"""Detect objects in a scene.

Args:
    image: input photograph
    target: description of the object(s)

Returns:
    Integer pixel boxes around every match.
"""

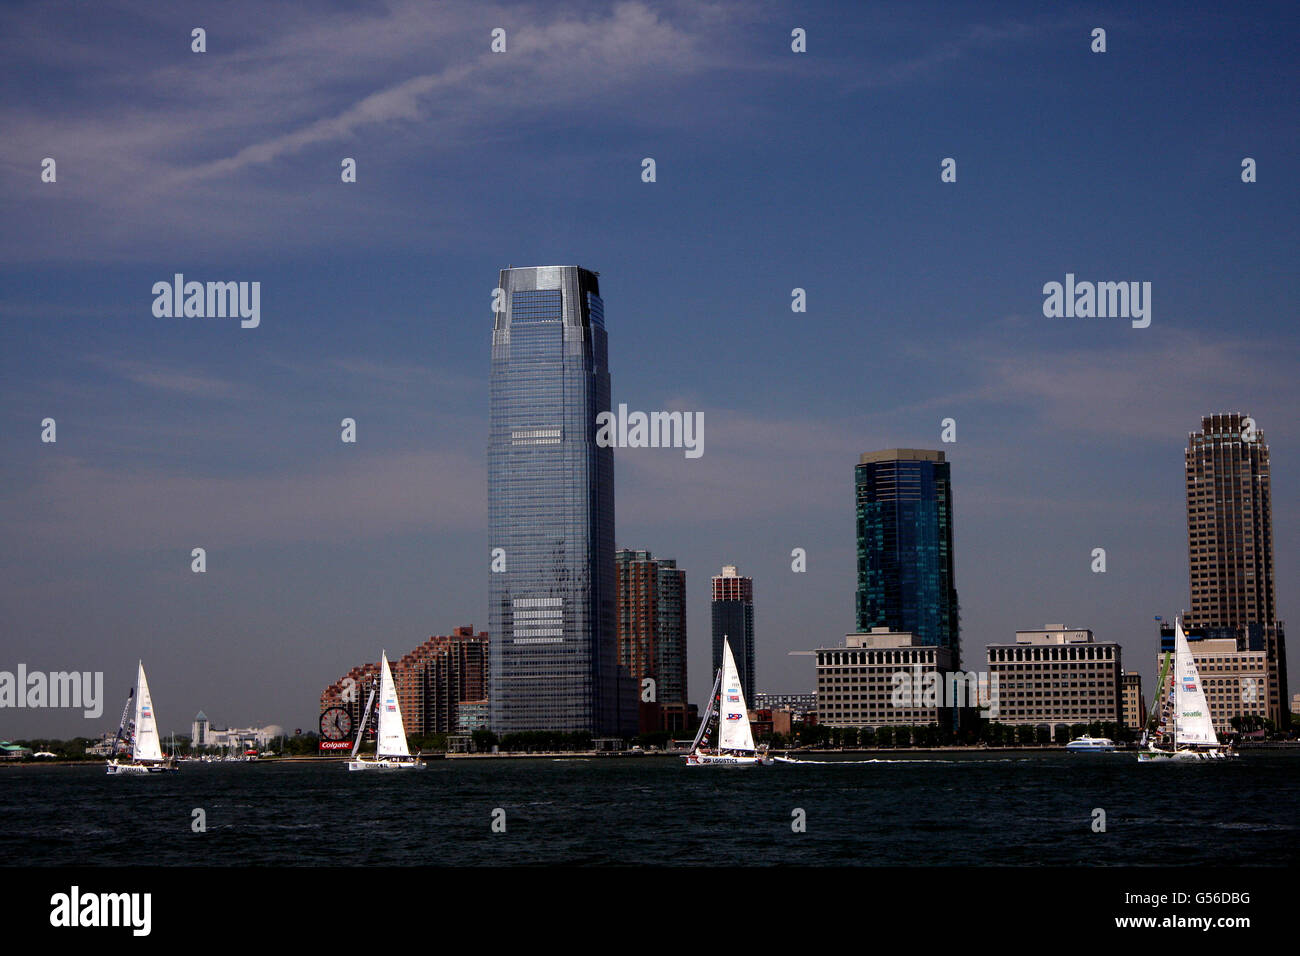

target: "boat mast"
[690,667,722,752]
[1170,616,1181,750]
[112,687,134,757]
[351,681,377,758]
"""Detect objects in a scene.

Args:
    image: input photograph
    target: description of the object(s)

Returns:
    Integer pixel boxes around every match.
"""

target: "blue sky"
[1,0,1297,737]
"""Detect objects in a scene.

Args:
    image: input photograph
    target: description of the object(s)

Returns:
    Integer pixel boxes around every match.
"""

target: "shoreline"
[4,740,1293,767]
[0,745,1114,767]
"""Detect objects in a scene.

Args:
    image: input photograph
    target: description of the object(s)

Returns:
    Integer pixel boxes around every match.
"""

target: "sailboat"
[1137,618,1237,762]
[106,661,179,774]
[685,637,772,767]
[346,652,425,771]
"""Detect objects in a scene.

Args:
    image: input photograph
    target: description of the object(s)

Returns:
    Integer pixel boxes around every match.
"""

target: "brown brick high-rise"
[615,550,689,733]
[320,626,489,740]
[1184,413,1287,725]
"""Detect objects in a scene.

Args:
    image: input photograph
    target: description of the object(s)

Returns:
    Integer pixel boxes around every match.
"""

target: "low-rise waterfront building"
[456,699,489,733]
[815,628,957,729]
[754,692,816,720]
[985,626,1123,734]
[1121,672,1146,732]
[1154,629,1268,736]
[190,713,284,751]
[84,732,119,756]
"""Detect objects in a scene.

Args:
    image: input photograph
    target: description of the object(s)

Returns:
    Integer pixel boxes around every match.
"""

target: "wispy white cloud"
[958,326,1297,442]
[0,0,1068,260]
[83,356,248,399]
[849,20,1040,90]
[8,450,484,553]
[0,0,734,258]
[615,324,1299,528]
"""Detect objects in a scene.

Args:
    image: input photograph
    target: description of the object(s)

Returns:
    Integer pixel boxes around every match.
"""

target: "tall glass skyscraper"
[855,449,960,667]
[711,565,756,704]
[488,265,630,736]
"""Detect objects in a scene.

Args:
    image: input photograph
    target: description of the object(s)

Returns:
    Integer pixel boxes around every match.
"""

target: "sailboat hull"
[106,760,179,775]
[346,757,425,771]
[684,752,772,767]
[1136,747,1236,762]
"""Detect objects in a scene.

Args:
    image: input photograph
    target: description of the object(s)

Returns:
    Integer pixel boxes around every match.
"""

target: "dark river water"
[3,752,1297,866]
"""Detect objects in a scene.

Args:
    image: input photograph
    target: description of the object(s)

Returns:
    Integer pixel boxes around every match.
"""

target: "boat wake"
[772,756,954,765]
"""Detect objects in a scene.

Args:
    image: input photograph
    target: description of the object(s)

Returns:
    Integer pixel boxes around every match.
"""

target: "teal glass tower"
[855,449,960,668]
[488,266,631,735]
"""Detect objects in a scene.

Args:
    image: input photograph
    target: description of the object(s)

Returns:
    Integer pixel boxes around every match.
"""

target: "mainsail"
[1173,620,1218,747]
[375,652,411,758]
[716,639,754,753]
[132,661,163,762]
[690,667,722,752]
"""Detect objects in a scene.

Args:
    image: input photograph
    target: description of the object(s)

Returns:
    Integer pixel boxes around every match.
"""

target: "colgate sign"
[319,740,352,751]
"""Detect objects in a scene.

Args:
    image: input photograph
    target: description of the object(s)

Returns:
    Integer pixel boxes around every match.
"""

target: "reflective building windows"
[488,266,628,735]
[855,449,960,668]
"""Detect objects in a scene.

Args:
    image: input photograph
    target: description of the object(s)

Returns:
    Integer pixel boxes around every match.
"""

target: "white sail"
[132,661,163,762]
[1173,620,1218,747]
[375,653,411,758]
[716,639,755,753]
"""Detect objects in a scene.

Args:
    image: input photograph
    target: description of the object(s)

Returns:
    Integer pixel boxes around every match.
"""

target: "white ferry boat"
[1065,735,1116,752]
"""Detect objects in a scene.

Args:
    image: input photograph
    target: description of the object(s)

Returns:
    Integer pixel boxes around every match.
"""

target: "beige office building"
[1121,672,1146,732]
[1154,637,1268,736]
[815,628,956,729]
[986,626,1122,733]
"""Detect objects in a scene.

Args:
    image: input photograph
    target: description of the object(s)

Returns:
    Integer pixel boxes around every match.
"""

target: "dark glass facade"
[488,266,630,735]
[711,566,756,704]
[855,449,960,667]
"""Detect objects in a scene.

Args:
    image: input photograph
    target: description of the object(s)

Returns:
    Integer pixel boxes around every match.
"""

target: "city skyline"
[1,1,1297,738]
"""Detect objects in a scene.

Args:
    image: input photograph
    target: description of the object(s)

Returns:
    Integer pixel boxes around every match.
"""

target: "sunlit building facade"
[1184,413,1288,726]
